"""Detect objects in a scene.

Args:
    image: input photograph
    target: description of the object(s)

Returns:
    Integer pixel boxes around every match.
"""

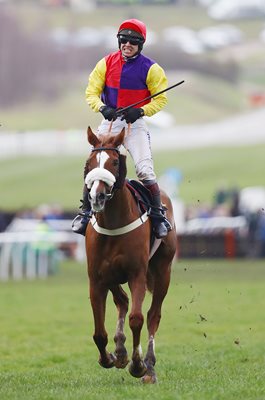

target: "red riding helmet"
[118,19,147,42]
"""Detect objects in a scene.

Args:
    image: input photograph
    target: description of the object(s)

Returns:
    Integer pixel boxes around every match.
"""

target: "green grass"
[166,73,247,125]
[1,259,265,399]
[155,144,265,205]
[0,144,264,211]
[0,85,100,132]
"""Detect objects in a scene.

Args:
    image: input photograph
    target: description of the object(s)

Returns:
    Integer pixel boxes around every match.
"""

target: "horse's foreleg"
[128,276,147,378]
[111,285,129,369]
[90,285,115,369]
[142,262,171,384]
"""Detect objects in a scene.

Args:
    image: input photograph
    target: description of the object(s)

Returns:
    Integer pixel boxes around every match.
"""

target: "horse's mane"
[115,154,127,189]
[100,133,114,146]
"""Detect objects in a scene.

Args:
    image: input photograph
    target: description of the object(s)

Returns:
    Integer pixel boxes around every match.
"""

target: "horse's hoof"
[114,350,129,369]
[99,353,116,369]
[142,373,157,384]
[128,360,147,378]
[115,357,129,369]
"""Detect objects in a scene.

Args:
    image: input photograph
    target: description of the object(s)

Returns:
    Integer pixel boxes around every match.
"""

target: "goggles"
[118,34,143,46]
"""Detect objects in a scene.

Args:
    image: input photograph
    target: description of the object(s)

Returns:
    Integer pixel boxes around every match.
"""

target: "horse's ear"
[87,126,100,147]
[113,128,125,148]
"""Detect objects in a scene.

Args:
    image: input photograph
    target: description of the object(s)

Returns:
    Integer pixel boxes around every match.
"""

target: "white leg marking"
[116,317,125,333]
[136,344,143,357]
[149,335,155,355]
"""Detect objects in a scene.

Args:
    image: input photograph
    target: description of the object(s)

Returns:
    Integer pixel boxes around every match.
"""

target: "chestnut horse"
[84,126,177,383]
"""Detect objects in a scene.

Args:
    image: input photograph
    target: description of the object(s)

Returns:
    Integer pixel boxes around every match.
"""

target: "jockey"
[72,18,172,239]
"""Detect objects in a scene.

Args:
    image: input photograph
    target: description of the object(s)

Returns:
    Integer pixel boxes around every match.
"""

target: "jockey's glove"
[121,108,144,124]
[99,105,117,121]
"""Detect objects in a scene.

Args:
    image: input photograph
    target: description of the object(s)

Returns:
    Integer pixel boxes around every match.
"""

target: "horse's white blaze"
[97,151,109,169]
[85,151,115,191]
[90,180,100,201]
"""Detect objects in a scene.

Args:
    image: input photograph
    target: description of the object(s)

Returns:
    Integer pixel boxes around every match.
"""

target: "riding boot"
[142,180,172,239]
[72,186,92,236]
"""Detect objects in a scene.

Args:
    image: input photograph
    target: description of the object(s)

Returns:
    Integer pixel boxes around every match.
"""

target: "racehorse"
[84,126,177,383]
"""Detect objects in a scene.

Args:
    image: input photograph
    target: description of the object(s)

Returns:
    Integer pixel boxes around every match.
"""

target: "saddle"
[126,179,152,214]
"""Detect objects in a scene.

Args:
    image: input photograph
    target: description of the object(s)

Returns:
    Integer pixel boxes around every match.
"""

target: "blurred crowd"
[0,203,74,232]
[185,185,241,221]
[1,188,265,257]
[185,185,265,258]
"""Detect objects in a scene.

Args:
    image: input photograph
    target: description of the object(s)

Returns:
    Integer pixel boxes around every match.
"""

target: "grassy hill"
[1,144,264,211]
[1,71,248,131]
[1,3,264,130]
[12,3,265,37]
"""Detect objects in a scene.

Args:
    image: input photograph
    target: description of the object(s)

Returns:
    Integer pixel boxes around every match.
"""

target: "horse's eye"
[113,159,119,167]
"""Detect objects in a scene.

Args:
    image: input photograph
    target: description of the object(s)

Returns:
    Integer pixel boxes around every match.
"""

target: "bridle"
[86,145,122,205]
[91,145,121,189]
[91,146,120,155]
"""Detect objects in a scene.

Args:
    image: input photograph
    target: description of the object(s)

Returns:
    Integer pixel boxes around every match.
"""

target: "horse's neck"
[99,186,135,228]
[107,186,134,217]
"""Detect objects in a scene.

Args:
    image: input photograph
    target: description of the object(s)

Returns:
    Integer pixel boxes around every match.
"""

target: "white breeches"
[97,117,156,182]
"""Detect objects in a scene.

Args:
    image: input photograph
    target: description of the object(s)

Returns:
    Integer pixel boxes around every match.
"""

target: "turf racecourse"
[1,259,265,400]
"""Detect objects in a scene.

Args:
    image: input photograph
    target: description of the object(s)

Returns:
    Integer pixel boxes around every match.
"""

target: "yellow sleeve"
[142,63,168,117]
[85,58,107,112]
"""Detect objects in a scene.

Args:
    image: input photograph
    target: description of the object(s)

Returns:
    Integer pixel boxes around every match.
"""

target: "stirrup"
[153,221,168,239]
[72,210,92,236]
[150,208,172,239]
[160,205,172,232]
[164,217,172,232]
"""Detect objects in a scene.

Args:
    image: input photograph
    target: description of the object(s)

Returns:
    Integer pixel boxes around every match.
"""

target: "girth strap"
[90,212,149,236]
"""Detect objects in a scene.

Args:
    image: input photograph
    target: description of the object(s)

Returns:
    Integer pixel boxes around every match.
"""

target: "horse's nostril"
[97,193,105,201]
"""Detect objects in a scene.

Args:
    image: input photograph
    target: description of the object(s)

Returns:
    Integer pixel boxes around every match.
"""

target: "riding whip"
[116,80,185,116]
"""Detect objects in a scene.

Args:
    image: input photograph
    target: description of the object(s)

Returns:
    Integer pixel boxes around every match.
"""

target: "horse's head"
[84,126,127,212]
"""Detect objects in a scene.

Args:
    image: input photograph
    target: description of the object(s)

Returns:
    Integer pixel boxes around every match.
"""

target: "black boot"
[143,181,172,239]
[72,187,92,236]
